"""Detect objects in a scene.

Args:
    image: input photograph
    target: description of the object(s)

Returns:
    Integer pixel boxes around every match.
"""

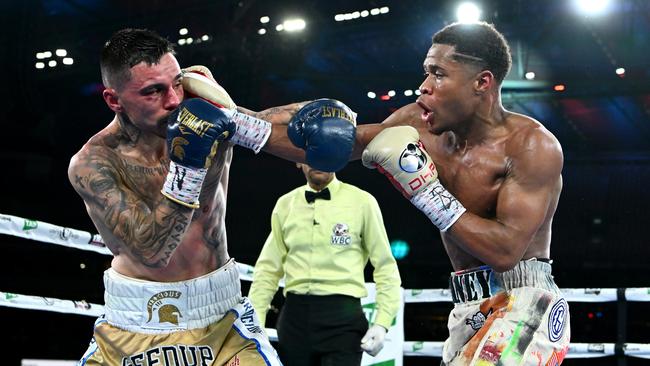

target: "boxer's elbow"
[489,242,529,272]
[490,257,520,273]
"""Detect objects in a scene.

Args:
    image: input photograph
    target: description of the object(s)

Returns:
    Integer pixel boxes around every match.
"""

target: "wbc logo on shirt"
[331,223,352,246]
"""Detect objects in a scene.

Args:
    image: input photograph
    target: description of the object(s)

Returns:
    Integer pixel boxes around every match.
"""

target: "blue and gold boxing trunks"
[78,259,281,366]
[442,259,570,366]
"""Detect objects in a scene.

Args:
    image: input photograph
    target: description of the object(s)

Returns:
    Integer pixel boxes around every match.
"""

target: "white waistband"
[103,259,241,334]
[449,259,560,305]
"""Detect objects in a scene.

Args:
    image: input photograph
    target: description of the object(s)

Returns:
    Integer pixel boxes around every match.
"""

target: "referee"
[249,163,401,365]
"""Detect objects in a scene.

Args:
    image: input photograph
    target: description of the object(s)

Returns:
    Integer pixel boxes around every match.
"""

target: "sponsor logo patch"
[399,143,427,173]
[330,223,351,246]
[143,290,187,330]
[548,298,568,342]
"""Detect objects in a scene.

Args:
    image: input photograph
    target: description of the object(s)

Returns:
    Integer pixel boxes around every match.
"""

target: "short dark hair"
[432,22,512,84]
[100,28,175,89]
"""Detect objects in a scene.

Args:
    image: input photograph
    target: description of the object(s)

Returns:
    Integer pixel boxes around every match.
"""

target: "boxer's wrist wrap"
[161,161,207,209]
[228,111,272,154]
[410,179,466,232]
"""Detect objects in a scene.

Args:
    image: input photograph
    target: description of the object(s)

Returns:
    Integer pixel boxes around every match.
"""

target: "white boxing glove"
[362,126,466,231]
[182,65,236,110]
[360,324,387,356]
[182,65,271,153]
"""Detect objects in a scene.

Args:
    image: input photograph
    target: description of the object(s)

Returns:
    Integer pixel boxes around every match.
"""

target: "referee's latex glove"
[360,324,387,356]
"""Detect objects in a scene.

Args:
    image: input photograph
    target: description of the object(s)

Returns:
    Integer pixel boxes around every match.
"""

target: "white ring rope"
[2,213,649,360]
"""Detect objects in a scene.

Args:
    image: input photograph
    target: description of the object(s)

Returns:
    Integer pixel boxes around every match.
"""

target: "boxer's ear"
[103,88,122,113]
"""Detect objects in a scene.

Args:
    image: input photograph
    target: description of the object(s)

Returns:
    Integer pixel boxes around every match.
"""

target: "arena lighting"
[380,94,390,100]
[283,18,306,32]
[62,57,73,65]
[260,16,270,23]
[390,240,410,260]
[456,2,481,23]
[179,28,188,35]
[258,28,267,35]
[178,39,186,45]
[404,90,413,96]
[367,91,376,99]
[615,67,625,77]
[388,90,396,97]
[201,35,209,41]
[48,60,57,67]
[55,49,67,57]
[414,89,421,95]
[35,62,44,69]
[525,71,536,80]
[275,24,284,32]
[574,0,611,16]
[554,84,566,92]
[336,7,388,21]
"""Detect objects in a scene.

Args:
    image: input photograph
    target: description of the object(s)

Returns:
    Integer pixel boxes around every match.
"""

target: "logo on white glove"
[399,143,427,173]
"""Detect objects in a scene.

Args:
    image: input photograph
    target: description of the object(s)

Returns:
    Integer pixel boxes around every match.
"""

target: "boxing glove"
[181,65,236,110]
[182,65,271,153]
[362,126,465,231]
[287,98,357,172]
[161,98,236,208]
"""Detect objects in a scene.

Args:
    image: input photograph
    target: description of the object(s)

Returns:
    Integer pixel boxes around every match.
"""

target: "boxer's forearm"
[237,102,309,125]
[261,124,306,163]
[235,102,309,163]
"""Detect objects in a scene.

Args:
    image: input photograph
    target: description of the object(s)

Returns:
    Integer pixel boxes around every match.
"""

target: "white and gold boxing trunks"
[78,259,281,366]
[442,259,571,366]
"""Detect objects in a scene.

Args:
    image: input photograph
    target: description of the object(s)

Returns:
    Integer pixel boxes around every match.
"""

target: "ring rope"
[2,213,649,359]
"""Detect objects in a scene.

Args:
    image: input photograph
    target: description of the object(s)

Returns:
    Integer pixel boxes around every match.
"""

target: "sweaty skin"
[356,44,563,272]
[69,53,305,282]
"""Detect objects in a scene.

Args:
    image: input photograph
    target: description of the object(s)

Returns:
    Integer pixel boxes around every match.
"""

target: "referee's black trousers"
[276,293,369,366]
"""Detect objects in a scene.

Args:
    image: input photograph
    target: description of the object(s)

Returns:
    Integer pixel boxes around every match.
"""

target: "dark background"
[1,0,649,365]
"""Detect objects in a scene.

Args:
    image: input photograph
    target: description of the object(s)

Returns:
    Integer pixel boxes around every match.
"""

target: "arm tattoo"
[246,102,309,125]
[72,151,192,267]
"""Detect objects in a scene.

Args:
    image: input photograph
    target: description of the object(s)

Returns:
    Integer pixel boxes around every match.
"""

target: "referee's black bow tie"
[305,188,331,203]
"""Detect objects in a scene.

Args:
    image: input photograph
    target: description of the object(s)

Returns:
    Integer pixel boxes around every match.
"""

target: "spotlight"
[525,71,536,80]
[283,18,306,32]
[574,0,611,16]
[457,2,481,23]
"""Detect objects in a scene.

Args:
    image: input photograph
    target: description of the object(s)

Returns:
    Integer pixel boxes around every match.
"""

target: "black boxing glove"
[161,98,236,208]
[288,99,357,172]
